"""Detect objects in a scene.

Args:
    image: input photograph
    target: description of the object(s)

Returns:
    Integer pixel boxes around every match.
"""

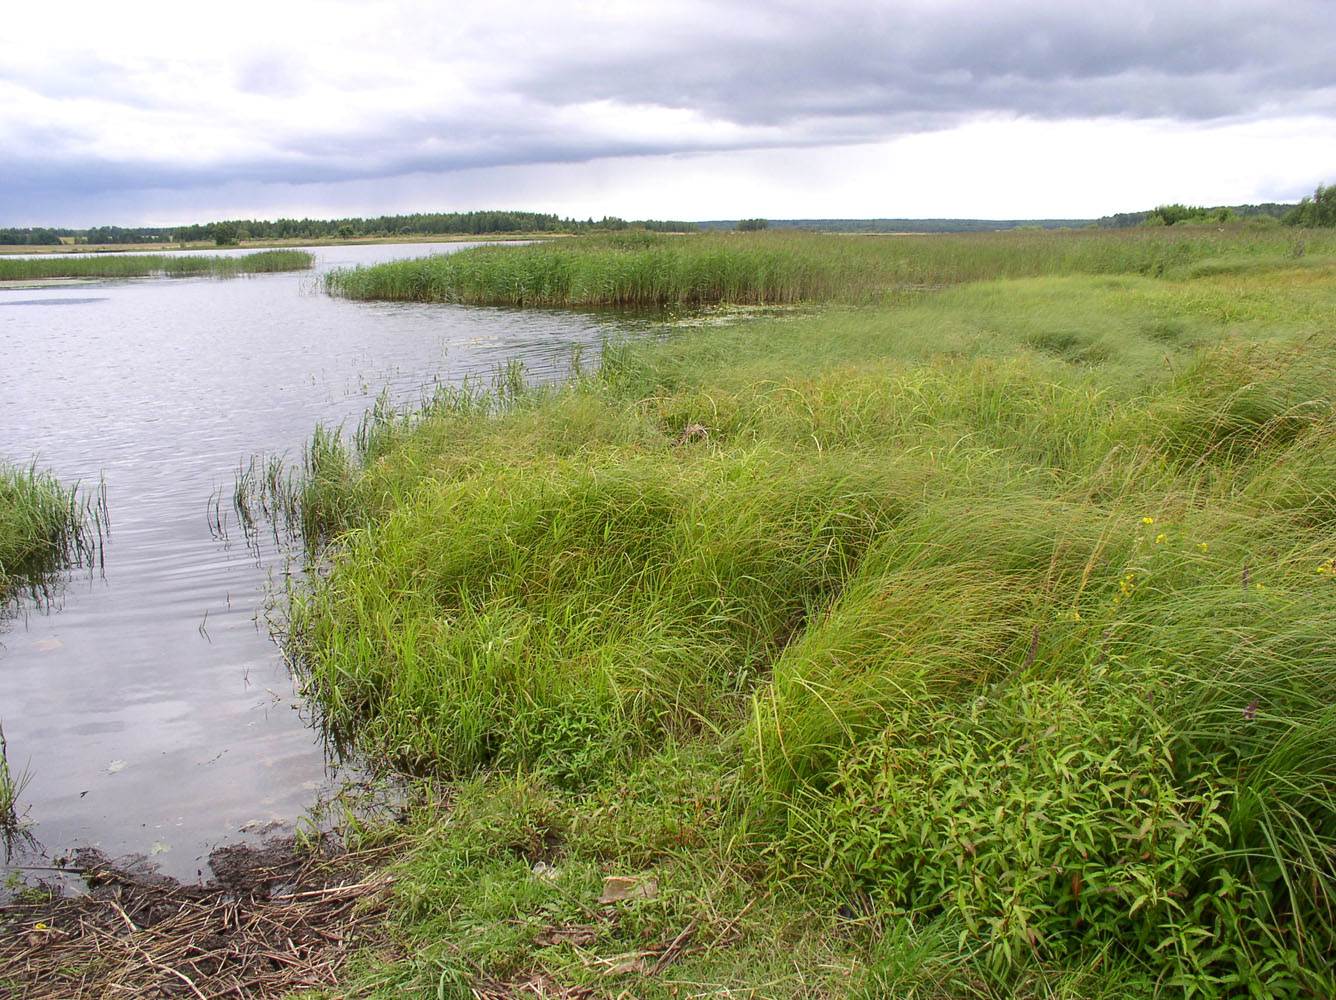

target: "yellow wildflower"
[1142,516,1155,525]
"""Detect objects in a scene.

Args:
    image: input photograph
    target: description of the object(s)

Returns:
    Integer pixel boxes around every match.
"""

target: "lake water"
[0,243,622,882]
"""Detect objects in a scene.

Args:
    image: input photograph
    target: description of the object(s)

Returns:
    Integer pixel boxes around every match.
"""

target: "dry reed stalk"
[0,842,401,999]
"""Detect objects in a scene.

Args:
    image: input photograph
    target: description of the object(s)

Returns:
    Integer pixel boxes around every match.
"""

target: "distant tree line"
[0,211,700,247]
[1283,183,1336,227]
[8,187,1330,248]
[0,227,63,245]
[699,219,1094,233]
[1092,185,1335,229]
[169,211,699,244]
[1096,202,1294,229]
[83,225,174,244]
[1141,204,1240,226]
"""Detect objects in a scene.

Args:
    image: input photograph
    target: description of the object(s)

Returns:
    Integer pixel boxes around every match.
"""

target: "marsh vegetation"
[0,250,312,281]
[237,229,1336,995]
[323,225,1336,308]
[0,462,104,606]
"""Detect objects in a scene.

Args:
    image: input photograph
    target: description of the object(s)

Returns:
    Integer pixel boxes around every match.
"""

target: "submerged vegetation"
[324,225,1336,309]
[265,228,1336,997]
[0,719,32,860]
[0,249,312,281]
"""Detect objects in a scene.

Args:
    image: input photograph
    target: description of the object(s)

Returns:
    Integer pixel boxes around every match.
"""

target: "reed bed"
[0,249,312,281]
[271,248,1336,997]
[324,226,1336,308]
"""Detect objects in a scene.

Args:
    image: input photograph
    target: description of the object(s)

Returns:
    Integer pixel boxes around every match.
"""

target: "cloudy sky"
[3,0,1334,227]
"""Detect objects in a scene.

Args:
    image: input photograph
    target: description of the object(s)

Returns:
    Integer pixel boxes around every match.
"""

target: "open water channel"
[0,242,624,884]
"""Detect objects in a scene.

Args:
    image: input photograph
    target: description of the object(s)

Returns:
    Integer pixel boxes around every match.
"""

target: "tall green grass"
[324,227,1336,308]
[0,249,312,281]
[0,461,106,603]
[282,252,1336,996]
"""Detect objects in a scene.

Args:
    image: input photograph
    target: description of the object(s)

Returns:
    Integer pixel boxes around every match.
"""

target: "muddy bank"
[0,835,401,998]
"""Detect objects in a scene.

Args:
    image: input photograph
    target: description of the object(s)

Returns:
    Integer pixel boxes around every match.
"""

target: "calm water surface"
[0,243,622,881]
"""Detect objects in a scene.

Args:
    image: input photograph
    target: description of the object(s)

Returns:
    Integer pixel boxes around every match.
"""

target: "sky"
[3,0,1334,227]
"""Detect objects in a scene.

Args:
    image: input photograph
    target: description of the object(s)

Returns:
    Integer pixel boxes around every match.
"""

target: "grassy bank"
[278,235,1336,997]
[323,226,1336,308]
[0,249,312,281]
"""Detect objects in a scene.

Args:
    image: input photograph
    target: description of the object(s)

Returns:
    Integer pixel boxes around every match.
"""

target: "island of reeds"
[255,227,1336,997]
[0,249,312,282]
[323,225,1336,308]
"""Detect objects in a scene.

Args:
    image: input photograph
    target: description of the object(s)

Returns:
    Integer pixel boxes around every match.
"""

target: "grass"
[273,231,1336,997]
[323,226,1336,308]
[0,249,313,281]
[0,461,104,605]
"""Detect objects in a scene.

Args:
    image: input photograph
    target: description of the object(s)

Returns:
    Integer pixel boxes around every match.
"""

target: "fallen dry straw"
[0,841,401,999]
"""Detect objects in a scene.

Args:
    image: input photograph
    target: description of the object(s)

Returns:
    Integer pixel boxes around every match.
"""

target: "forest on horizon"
[2,187,1330,246]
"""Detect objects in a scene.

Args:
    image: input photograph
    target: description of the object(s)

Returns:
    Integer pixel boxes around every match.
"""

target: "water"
[0,243,620,882]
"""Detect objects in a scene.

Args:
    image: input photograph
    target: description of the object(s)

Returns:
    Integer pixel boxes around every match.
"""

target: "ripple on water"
[1,242,627,881]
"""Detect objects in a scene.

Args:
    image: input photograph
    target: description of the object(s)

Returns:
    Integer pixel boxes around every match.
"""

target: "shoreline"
[0,233,569,257]
[0,832,403,996]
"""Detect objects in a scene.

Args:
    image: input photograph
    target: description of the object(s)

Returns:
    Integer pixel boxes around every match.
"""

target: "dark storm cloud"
[5,118,767,201]
[3,121,794,225]
[514,0,1335,131]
